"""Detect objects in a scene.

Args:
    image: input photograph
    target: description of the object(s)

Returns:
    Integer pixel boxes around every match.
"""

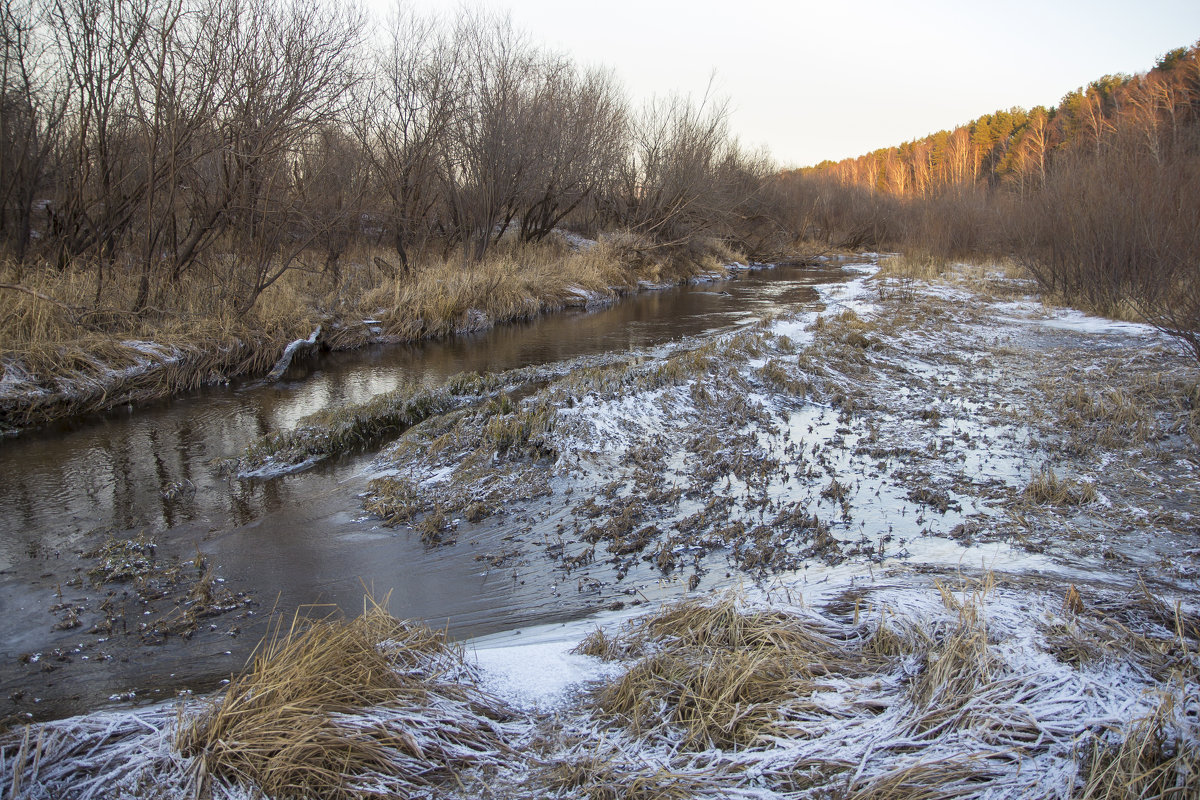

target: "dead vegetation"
[0,232,762,434]
[34,533,253,644]
[1021,466,1099,507]
[179,598,518,799]
[580,592,875,749]
[550,579,1200,799]
[1074,697,1200,800]
[331,259,1200,598]
[4,578,1199,799]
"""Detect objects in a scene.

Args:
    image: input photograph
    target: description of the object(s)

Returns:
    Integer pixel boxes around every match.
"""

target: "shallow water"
[0,263,857,721]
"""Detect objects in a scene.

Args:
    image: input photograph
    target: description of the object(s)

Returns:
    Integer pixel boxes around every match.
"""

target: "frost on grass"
[533,578,1200,799]
[360,262,1200,598]
[2,601,526,800]
[6,577,1197,799]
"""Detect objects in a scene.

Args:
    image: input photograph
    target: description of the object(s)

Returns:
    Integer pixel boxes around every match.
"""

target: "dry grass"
[839,759,998,799]
[907,579,996,734]
[544,756,708,800]
[179,597,515,799]
[581,592,878,749]
[1,233,748,430]
[365,238,627,340]
[1075,696,1200,799]
[0,254,335,430]
[1022,466,1098,506]
[361,233,743,341]
[236,381,459,474]
[875,252,950,282]
[1058,385,1155,445]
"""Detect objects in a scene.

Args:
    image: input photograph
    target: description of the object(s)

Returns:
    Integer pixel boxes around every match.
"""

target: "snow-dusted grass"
[7,577,1194,799]
[534,579,1198,799]
[8,261,1200,798]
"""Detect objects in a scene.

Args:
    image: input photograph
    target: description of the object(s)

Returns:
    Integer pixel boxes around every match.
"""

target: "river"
[0,262,857,722]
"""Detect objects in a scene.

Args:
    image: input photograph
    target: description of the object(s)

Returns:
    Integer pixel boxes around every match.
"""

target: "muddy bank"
[0,255,814,435]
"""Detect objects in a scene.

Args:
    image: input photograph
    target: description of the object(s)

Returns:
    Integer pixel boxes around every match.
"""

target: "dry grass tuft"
[875,252,950,282]
[1075,697,1200,799]
[906,578,996,734]
[179,597,514,799]
[864,607,931,659]
[545,757,706,800]
[584,592,878,749]
[1022,466,1098,506]
[573,626,628,662]
[840,759,997,799]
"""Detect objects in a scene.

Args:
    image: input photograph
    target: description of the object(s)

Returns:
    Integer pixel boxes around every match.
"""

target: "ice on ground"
[555,229,599,251]
[813,269,877,314]
[1034,308,1161,337]
[470,619,626,711]
[994,302,1162,337]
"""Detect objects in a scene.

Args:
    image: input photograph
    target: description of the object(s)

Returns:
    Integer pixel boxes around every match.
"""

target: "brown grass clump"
[875,253,950,282]
[905,578,996,735]
[1022,466,1098,506]
[583,592,875,749]
[573,627,628,662]
[545,757,705,800]
[179,598,514,799]
[236,380,470,475]
[863,608,931,659]
[810,309,877,352]
[1058,385,1155,446]
[841,759,998,800]
[1075,697,1200,799]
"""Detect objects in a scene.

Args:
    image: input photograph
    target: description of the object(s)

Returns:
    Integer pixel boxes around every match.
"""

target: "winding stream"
[0,262,858,722]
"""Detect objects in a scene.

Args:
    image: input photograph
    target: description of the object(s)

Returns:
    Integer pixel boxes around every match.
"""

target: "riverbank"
[1,233,801,434]
[5,259,1196,798]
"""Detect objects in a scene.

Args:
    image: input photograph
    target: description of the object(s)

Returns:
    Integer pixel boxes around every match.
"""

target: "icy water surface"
[0,263,856,721]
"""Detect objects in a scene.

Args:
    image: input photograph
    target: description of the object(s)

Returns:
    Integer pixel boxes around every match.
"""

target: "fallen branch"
[266,326,322,381]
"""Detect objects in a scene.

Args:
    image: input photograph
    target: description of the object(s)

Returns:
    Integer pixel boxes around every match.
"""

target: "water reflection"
[0,264,855,720]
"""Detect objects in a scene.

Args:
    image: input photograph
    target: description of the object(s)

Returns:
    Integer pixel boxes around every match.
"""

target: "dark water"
[0,263,855,721]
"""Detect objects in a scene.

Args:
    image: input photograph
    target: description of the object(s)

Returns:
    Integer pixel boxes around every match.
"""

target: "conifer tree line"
[0,0,779,315]
[780,43,1200,359]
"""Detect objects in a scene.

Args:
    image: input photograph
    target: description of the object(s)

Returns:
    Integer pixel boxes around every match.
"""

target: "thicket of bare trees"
[1,0,776,323]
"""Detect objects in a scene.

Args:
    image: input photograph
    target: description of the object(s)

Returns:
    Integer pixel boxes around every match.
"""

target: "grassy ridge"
[0,234,747,432]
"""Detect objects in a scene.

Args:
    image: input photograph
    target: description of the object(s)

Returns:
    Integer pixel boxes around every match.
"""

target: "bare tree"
[177,0,365,311]
[47,0,154,282]
[362,5,463,273]
[0,0,66,265]
[442,10,539,262]
[515,61,625,243]
[608,86,732,249]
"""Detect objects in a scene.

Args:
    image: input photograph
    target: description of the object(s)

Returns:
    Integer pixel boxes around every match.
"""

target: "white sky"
[378,0,1200,167]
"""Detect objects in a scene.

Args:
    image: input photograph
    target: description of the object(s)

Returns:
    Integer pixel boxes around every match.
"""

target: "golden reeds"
[1,234,748,430]
[583,592,875,749]
[1075,697,1200,799]
[180,598,514,799]
[1022,466,1098,506]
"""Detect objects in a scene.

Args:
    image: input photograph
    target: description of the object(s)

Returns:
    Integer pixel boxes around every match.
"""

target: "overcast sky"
[386,0,1200,168]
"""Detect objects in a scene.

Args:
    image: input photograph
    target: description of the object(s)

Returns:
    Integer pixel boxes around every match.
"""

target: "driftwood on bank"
[266,326,322,381]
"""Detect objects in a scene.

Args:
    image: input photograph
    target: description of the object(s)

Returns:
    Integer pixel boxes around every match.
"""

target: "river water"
[0,263,856,721]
